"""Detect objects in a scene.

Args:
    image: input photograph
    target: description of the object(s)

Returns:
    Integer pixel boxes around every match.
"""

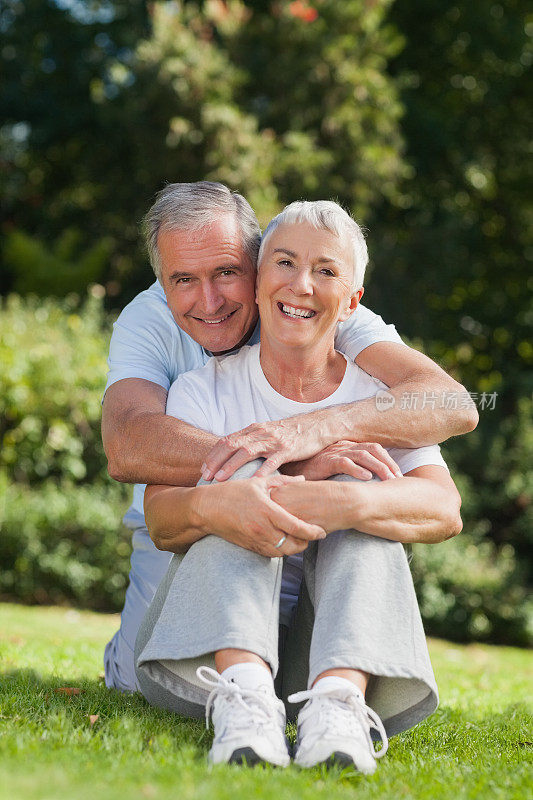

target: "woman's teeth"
[280,304,315,319]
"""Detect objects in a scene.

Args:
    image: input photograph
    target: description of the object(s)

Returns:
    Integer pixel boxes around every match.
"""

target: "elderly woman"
[135,201,462,772]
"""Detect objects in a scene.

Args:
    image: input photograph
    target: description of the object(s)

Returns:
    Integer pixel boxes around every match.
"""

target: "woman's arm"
[270,465,462,545]
[144,477,326,557]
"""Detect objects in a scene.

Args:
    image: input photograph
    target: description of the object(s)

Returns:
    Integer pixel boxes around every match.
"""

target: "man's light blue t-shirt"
[105,280,404,525]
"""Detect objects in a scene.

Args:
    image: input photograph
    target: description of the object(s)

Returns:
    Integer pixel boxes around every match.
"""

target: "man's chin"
[193,323,251,355]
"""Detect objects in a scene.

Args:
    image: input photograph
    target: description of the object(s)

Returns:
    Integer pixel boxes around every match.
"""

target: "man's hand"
[201,414,332,482]
[283,441,402,481]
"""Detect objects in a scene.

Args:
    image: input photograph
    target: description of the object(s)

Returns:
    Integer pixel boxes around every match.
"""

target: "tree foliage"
[1,0,406,298]
[368,0,532,580]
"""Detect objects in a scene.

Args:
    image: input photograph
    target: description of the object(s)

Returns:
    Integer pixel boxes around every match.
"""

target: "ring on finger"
[274,535,287,549]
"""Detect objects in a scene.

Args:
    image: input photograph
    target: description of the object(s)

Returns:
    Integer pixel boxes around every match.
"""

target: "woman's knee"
[197,458,268,485]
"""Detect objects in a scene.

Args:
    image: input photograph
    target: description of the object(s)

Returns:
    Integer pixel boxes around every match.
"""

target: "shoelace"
[196,665,280,735]
[288,683,389,759]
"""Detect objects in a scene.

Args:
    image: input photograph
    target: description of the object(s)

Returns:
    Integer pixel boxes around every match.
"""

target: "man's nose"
[200,281,225,314]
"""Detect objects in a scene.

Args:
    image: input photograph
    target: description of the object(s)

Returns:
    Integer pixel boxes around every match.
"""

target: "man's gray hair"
[258,200,368,291]
[142,181,262,281]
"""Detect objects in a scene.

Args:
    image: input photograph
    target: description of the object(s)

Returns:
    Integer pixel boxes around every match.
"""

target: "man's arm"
[270,465,463,545]
[350,342,478,447]
[202,342,478,481]
[101,378,217,486]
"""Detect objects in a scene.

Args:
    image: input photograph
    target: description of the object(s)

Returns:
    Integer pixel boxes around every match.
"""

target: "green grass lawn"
[0,603,531,800]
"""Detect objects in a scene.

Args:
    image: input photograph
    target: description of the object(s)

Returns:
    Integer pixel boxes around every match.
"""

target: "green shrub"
[0,292,110,485]
[412,535,532,647]
[0,475,131,611]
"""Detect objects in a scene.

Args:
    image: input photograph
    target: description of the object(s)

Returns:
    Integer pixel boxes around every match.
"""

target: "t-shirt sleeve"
[165,371,213,432]
[104,300,173,395]
[335,303,404,362]
[388,444,449,475]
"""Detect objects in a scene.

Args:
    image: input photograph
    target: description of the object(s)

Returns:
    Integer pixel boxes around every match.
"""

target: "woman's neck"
[259,336,346,402]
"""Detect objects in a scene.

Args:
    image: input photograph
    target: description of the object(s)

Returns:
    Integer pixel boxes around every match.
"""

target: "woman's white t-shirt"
[166,343,447,625]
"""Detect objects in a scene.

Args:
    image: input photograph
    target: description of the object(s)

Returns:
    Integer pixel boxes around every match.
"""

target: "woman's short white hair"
[258,200,368,292]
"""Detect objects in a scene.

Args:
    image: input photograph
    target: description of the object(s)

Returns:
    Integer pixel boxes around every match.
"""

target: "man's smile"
[191,310,238,325]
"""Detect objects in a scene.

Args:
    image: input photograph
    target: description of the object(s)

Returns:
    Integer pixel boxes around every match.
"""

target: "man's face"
[158,216,258,354]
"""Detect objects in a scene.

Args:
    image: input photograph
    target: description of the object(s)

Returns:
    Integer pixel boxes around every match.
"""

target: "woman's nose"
[290,267,313,295]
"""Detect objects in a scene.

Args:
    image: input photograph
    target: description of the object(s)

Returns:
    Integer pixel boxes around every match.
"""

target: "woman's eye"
[278,259,293,267]
[320,268,335,277]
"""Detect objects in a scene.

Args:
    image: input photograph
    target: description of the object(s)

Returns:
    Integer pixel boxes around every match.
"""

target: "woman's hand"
[270,480,357,534]
[195,474,327,557]
[284,440,402,481]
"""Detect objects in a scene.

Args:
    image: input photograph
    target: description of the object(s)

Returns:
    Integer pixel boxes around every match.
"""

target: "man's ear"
[338,287,364,323]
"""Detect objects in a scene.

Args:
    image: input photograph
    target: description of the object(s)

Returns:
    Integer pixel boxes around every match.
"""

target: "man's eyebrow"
[168,264,243,281]
[168,271,191,280]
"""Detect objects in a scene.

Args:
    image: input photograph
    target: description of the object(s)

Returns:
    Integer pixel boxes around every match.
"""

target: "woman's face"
[256,221,363,352]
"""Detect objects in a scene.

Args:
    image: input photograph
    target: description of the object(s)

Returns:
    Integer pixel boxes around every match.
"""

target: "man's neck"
[209,319,259,357]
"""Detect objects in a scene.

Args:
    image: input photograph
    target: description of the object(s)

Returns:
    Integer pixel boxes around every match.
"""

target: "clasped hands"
[198,415,401,557]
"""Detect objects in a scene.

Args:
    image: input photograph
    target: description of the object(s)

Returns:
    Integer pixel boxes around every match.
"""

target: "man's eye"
[175,277,192,284]
[219,269,236,277]
[320,268,335,277]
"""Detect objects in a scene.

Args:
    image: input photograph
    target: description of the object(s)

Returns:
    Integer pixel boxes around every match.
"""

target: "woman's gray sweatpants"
[135,461,438,737]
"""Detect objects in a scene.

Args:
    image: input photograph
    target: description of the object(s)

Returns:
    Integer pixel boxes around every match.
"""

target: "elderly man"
[102,182,477,694]
[135,201,463,772]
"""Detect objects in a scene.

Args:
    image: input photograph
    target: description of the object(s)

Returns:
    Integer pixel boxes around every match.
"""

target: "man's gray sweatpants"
[135,461,438,737]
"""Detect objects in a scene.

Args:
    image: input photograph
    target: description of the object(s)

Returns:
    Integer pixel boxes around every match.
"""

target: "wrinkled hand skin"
[286,440,402,482]
[270,481,348,535]
[196,473,327,558]
[202,415,328,482]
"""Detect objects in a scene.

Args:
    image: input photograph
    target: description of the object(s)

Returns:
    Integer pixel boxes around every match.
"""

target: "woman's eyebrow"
[272,248,339,267]
[272,248,297,257]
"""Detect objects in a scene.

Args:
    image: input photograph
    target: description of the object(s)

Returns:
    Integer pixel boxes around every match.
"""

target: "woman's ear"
[338,287,364,323]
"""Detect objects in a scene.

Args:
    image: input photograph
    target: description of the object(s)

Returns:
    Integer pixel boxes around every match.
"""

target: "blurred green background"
[1,0,531,644]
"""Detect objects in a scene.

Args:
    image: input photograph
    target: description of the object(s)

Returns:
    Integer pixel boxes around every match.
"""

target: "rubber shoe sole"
[324,751,357,769]
[228,746,291,767]
[228,747,266,766]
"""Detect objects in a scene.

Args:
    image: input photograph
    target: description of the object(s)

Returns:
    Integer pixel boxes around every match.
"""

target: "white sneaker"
[197,666,291,767]
[288,680,389,773]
